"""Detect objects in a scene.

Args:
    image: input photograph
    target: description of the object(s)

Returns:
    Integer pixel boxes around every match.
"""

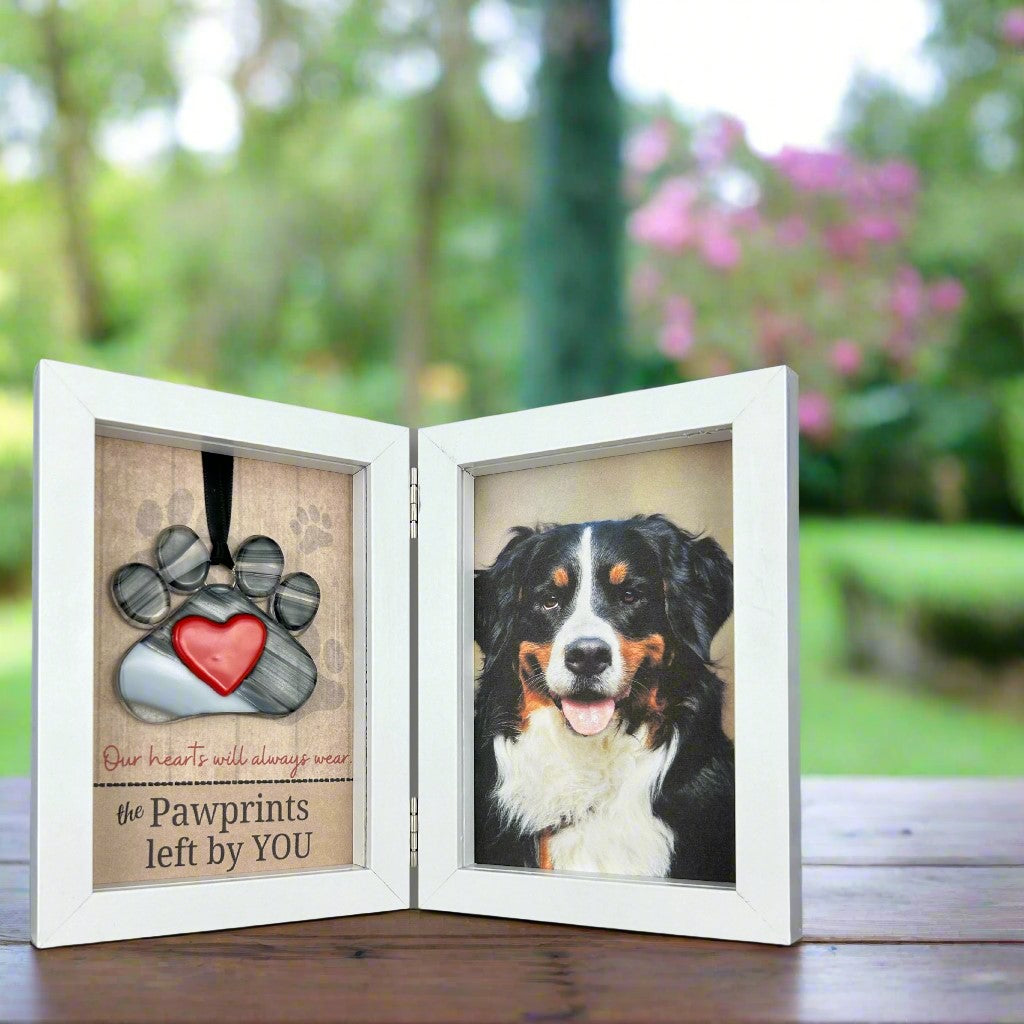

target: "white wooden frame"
[416,367,800,945]
[32,360,410,947]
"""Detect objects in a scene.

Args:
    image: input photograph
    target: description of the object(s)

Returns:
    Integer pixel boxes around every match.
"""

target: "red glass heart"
[171,614,267,696]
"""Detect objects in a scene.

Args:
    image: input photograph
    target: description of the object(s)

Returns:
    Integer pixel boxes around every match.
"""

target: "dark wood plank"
[6,862,1021,948]
[2,927,1023,1024]
[805,865,1024,942]
[5,776,1024,1023]
[803,776,1024,866]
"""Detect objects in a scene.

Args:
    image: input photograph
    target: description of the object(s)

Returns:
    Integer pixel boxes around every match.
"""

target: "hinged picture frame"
[32,361,799,947]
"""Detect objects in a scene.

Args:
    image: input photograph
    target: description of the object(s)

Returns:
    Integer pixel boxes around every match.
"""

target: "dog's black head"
[475,515,732,739]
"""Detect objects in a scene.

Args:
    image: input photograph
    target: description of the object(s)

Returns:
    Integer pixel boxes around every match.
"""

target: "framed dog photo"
[417,368,800,945]
[33,361,797,947]
[32,361,409,947]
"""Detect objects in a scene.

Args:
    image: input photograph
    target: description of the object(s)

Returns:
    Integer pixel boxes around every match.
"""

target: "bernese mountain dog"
[474,514,735,884]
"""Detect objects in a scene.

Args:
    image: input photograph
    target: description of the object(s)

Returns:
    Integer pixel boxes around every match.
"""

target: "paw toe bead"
[235,536,285,597]
[156,525,210,593]
[272,571,320,631]
[111,563,170,626]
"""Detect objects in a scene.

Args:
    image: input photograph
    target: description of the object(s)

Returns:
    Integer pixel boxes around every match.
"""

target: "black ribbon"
[201,451,235,569]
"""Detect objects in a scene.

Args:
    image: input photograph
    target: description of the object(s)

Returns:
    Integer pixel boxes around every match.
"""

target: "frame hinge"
[410,467,419,540]
[410,796,418,868]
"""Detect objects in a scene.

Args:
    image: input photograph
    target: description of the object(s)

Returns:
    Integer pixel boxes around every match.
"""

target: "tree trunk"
[398,1,468,427]
[399,94,451,427]
[39,1,110,343]
[523,0,625,408]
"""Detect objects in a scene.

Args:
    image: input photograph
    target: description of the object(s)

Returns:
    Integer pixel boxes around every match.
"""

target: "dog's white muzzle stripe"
[546,527,623,698]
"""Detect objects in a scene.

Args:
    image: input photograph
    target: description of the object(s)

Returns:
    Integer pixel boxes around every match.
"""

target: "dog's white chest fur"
[493,706,678,877]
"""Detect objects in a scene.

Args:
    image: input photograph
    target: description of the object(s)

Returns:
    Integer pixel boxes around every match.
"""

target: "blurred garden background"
[2,0,1024,776]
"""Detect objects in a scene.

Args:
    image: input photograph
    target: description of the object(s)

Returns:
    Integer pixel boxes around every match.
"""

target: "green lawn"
[800,519,1024,774]
[812,518,1024,613]
[1,518,1023,775]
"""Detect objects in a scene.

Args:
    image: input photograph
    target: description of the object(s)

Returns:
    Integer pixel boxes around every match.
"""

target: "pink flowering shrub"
[1001,7,1024,47]
[625,115,966,444]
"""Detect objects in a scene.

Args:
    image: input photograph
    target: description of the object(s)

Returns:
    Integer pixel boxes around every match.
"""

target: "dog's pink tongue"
[560,698,616,736]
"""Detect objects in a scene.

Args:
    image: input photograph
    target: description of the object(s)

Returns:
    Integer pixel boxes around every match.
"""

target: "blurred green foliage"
[0,391,32,587]
[1002,374,1024,514]
[0,0,530,428]
[0,599,31,776]
[2,1,1024,777]
[0,0,1022,543]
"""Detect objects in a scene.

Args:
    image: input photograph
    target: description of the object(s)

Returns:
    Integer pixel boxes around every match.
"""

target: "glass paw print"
[110,528,321,723]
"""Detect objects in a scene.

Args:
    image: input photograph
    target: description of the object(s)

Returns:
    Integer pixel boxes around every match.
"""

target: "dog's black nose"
[564,638,612,676]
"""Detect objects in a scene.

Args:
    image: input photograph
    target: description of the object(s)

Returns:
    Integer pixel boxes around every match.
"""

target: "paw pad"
[111,529,320,723]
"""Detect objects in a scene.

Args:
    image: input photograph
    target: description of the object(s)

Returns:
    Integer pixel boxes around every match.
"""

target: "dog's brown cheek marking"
[518,641,554,730]
[609,561,628,585]
[538,829,553,870]
[616,633,668,747]
[617,633,666,678]
[519,640,552,672]
[552,566,569,588]
[646,686,668,714]
[643,685,669,748]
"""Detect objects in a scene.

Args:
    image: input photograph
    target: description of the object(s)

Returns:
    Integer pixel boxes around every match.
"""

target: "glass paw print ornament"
[109,453,321,723]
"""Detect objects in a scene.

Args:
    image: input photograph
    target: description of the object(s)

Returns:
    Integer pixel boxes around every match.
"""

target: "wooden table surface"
[2,776,1022,1023]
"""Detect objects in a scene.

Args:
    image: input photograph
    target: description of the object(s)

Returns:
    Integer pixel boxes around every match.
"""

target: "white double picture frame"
[32,360,799,948]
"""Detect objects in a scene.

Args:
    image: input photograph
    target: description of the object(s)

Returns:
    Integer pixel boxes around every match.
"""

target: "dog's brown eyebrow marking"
[609,562,628,585]
[552,566,569,588]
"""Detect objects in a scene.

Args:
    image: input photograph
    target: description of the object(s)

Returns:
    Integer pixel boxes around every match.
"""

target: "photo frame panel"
[416,368,800,944]
[731,369,802,940]
[32,361,411,947]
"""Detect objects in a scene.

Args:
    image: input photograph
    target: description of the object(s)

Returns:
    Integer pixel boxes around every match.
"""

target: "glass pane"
[92,435,357,888]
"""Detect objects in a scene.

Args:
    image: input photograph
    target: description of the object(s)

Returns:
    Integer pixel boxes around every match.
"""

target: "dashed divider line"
[94,778,353,787]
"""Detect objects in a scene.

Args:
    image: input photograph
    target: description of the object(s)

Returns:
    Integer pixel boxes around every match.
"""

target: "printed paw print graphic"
[129,488,196,564]
[297,622,347,712]
[111,527,321,723]
[136,488,196,539]
[291,505,333,554]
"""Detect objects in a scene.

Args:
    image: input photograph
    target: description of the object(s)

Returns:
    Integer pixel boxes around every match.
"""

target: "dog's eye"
[541,594,560,611]
[622,590,638,604]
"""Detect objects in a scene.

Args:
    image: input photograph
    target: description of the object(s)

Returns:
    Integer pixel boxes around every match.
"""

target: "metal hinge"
[410,796,418,868]
[410,467,419,540]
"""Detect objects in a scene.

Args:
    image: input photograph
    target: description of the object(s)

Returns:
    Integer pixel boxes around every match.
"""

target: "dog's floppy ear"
[475,527,536,660]
[635,514,733,663]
